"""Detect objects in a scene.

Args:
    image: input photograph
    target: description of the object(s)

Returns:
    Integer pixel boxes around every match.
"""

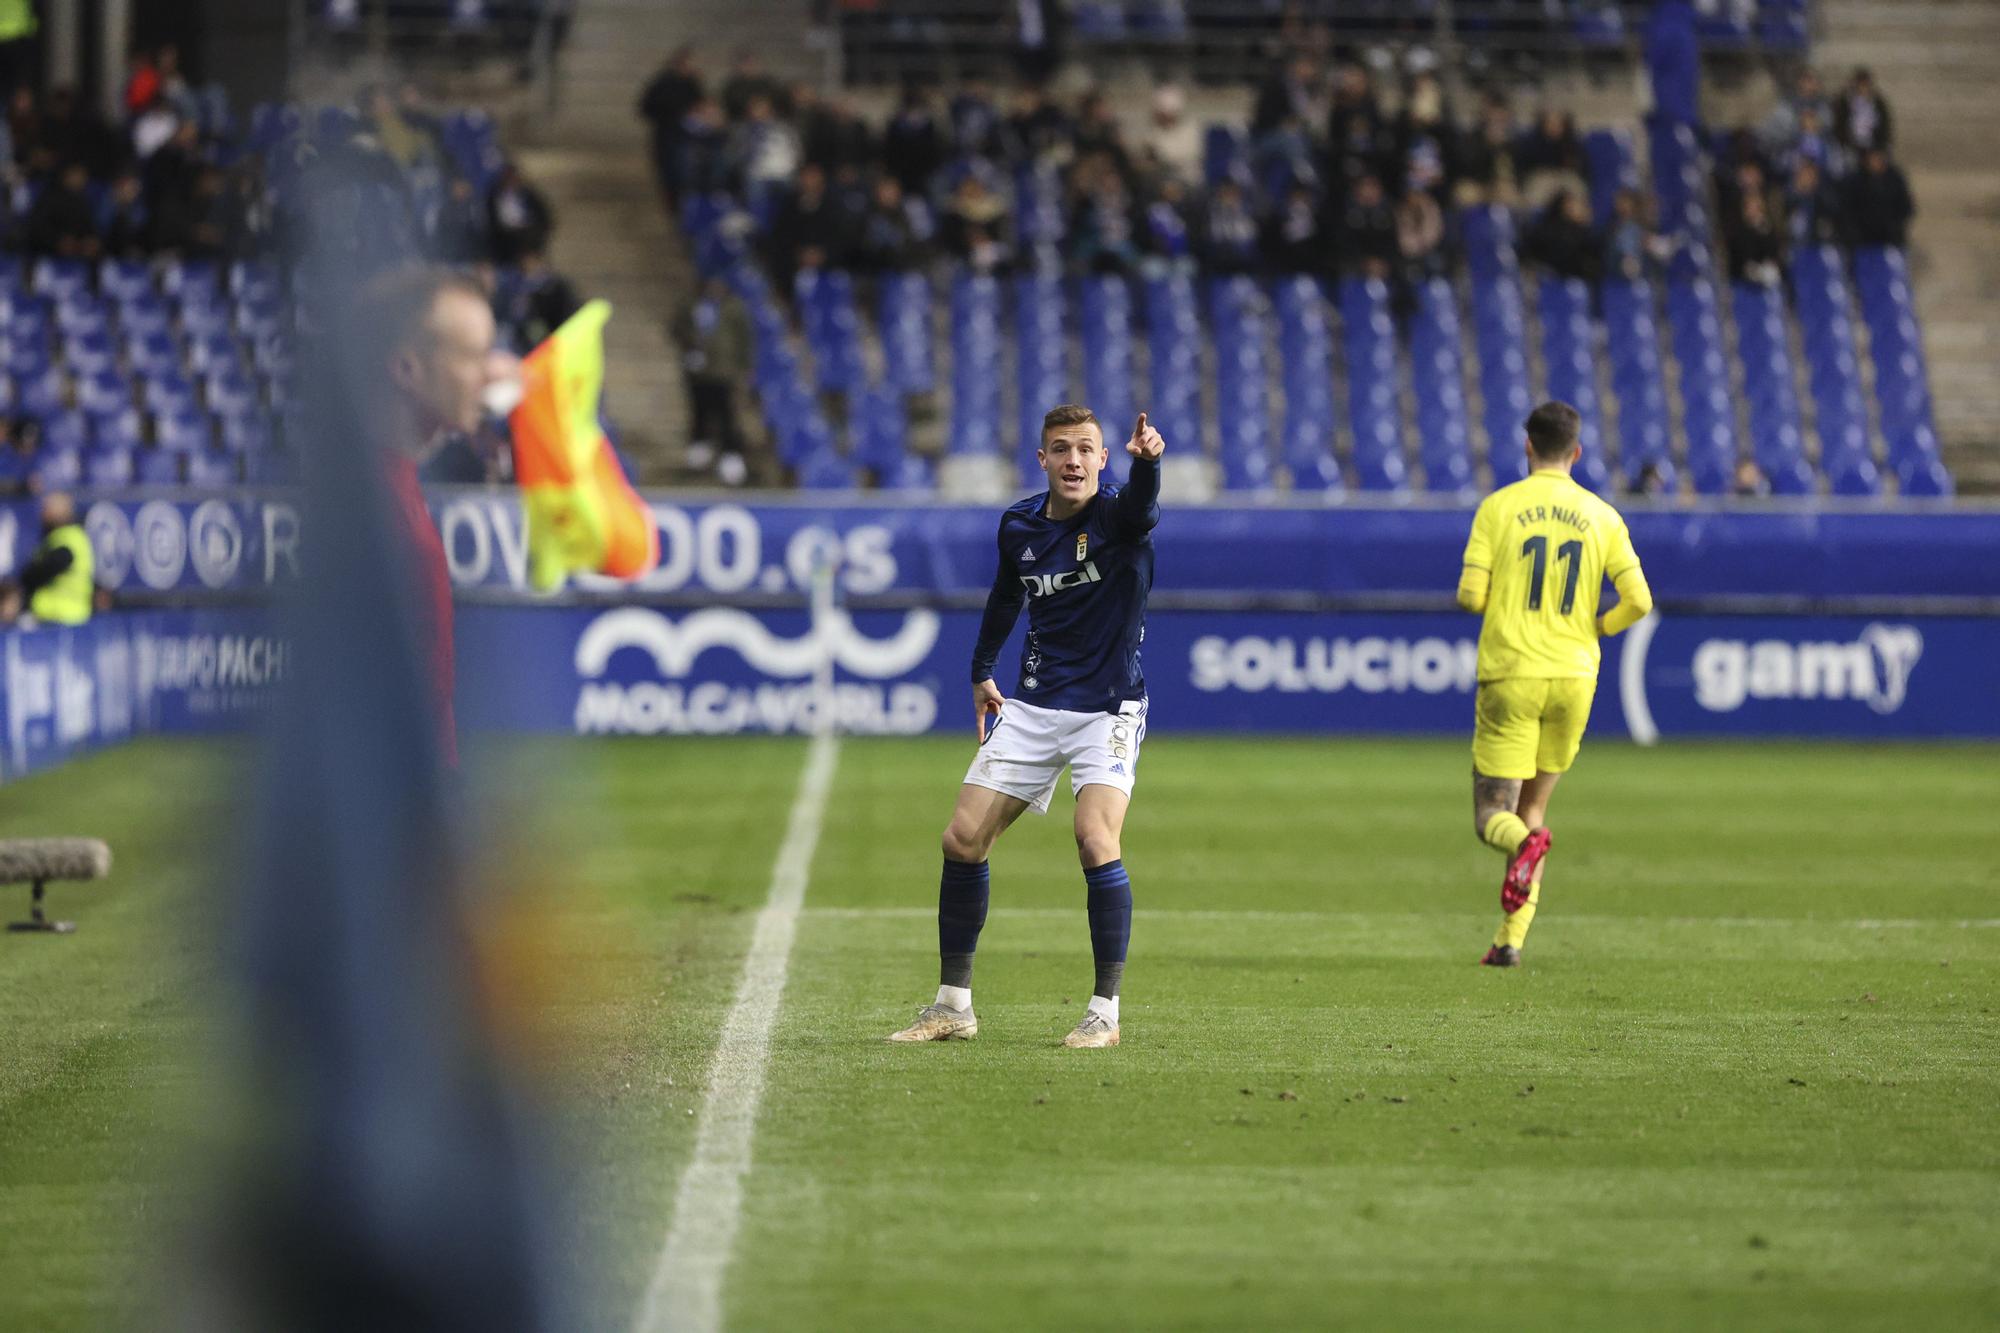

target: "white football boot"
[886,1002,978,1042]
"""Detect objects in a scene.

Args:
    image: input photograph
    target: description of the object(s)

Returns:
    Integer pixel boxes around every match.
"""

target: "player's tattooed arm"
[1472,771,1523,837]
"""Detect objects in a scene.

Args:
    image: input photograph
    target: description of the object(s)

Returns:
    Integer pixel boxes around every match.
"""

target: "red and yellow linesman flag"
[508,299,658,591]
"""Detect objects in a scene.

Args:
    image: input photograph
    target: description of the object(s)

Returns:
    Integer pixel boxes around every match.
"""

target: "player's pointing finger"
[1132,411,1148,442]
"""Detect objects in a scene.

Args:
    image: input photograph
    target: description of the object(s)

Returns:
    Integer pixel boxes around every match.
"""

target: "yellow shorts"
[1471,677,1598,780]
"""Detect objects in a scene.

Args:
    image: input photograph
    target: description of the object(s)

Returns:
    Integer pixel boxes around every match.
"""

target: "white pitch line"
[804,906,2000,930]
[634,730,839,1333]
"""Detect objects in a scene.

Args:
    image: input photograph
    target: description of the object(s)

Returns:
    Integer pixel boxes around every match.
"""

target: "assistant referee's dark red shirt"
[383,452,457,766]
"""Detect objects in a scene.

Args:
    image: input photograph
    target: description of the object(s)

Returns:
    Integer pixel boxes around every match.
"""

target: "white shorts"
[962,698,1147,814]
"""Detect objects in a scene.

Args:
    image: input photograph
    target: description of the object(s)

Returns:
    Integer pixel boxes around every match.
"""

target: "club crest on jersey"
[1076,533,1088,561]
[1020,561,1102,597]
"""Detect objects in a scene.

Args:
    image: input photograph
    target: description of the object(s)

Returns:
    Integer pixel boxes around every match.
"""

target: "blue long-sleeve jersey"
[970,456,1160,714]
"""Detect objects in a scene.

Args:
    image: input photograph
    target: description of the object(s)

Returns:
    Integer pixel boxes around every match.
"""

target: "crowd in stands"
[647,46,1914,296]
[0,41,582,497]
[647,43,1923,490]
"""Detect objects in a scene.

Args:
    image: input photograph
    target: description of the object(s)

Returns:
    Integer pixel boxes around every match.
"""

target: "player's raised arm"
[968,525,1025,740]
[1110,411,1163,536]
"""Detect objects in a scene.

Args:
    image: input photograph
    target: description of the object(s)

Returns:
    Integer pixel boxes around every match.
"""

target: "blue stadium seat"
[145,373,200,420]
[186,448,241,487]
[851,383,910,478]
[31,257,91,301]
[14,365,66,418]
[89,407,144,454]
[218,409,275,454]
[82,446,135,487]
[62,331,118,377]
[1582,128,1637,229]
[54,292,111,339]
[98,258,154,304]
[877,271,936,396]
[135,449,183,485]
[187,329,244,375]
[32,446,83,490]
[160,257,221,300]
[205,368,260,418]
[39,411,88,454]
[155,408,215,453]
[1143,274,1203,462]
[116,294,174,340]
[74,367,130,416]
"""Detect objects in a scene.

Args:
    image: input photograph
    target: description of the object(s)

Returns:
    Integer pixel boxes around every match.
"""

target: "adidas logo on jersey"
[1020,547,1037,563]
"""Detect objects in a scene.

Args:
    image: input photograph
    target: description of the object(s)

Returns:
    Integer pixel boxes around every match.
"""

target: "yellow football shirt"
[1461,471,1643,681]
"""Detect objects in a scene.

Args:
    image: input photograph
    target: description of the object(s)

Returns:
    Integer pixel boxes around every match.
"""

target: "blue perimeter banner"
[0,611,283,783]
[5,490,1998,603]
[456,604,2000,741]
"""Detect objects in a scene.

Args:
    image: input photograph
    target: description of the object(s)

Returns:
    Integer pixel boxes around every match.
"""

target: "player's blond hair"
[1040,403,1100,444]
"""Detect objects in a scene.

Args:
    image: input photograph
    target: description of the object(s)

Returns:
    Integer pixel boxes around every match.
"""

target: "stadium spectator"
[1455,94,1520,206]
[948,79,1004,160]
[639,46,704,204]
[430,174,491,263]
[1072,92,1132,179]
[500,250,583,349]
[1141,176,1195,268]
[1521,190,1602,284]
[1395,70,1454,199]
[26,159,98,257]
[1605,188,1673,280]
[1782,159,1845,248]
[1833,67,1892,155]
[144,117,204,239]
[726,94,803,213]
[1140,85,1201,187]
[1264,185,1324,275]
[1326,64,1389,194]
[1002,84,1070,163]
[940,170,1013,274]
[1733,458,1770,497]
[1394,187,1446,283]
[1197,178,1260,275]
[671,275,755,486]
[720,49,780,123]
[1254,54,1320,140]
[1334,173,1397,278]
[1759,67,1831,164]
[1845,148,1914,248]
[1517,107,1586,209]
[486,162,554,265]
[0,417,38,496]
[671,95,727,200]
[101,170,150,257]
[1069,159,1140,274]
[767,160,846,289]
[1724,192,1783,287]
[881,86,945,198]
[851,174,925,273]
[363,85,442,171]
[801,93,875,175]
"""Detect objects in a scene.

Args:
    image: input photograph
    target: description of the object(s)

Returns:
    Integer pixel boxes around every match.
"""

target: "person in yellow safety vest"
[0,0,36,98]
[21,492,93,625]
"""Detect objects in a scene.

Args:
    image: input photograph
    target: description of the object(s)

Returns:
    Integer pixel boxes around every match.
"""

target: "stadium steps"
[1815,0,2000,489]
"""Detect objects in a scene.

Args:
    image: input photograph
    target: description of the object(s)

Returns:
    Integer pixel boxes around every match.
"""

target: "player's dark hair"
[1040,403,1100,444]
[1524,401,1582,460]
[356,265,489,356]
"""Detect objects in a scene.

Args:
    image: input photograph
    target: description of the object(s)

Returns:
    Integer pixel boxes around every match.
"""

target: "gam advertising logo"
[1689,623,1924,716]
[570,607,942,736]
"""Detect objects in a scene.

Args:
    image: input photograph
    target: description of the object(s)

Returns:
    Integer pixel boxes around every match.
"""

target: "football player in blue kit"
[889,404,1164,1049]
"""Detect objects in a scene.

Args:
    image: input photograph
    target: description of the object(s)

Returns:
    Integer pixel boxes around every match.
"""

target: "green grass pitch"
[0,734,1996,1330]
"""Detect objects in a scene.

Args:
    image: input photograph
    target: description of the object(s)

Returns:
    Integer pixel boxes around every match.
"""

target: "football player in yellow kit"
[1457,402,1654,966]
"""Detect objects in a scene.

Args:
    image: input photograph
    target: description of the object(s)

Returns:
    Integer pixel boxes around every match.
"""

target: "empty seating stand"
[1728,281,1815,494]
[1533,276,1613,492]
[948,272,1004,460]
[1014,272,1068,485]
[1077,276,1139,485]
[1665,276,1740,494]
[1272,276,1342,492]
[1207,276,1275,491]
[1407,277,1475,495]
[1337,276,1407,493]
[1788,245,1879,495]
[1143,274,1204,464]
[1460,206,1533,486]
[1852,247,1952,496]
[1599,278,1677,492]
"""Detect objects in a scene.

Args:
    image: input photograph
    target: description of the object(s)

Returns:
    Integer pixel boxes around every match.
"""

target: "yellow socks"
[1494,876,1542,950]
[1481,810,1530,857]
